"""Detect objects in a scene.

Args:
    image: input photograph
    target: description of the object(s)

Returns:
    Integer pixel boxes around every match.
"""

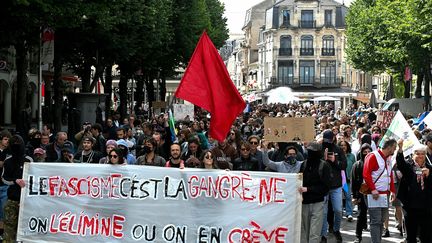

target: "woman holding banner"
[200,150,218,169]
[108,148,125,165]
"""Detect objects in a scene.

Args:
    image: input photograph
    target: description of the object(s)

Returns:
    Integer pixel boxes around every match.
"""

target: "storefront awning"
[353,96,370,103]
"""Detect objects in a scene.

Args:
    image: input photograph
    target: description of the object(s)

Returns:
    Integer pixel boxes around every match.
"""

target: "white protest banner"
[173,104,194,121]
[379,110,420,157]
[18,163,302,243]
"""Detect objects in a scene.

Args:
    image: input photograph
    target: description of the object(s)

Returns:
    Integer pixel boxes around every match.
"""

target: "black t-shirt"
[168,160,181,168]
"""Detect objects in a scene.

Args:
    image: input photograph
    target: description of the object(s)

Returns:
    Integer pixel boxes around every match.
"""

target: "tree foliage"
[0,0,229,129]
[346,0,432,101]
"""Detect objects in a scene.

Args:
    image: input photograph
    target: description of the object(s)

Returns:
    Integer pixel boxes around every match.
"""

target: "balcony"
[299,20,316,28]
[279,48,292,56]
[322,48,335,56]
[267,76,342,90]
[300,48,314,56]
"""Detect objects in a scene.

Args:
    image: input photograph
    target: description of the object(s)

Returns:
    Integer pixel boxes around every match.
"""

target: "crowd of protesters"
[0,101,432,243]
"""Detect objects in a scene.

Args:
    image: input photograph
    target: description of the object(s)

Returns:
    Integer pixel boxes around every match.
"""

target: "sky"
[221,0,353,34]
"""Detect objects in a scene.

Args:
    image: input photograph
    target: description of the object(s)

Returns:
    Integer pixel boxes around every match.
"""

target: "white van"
[382,98,425,117]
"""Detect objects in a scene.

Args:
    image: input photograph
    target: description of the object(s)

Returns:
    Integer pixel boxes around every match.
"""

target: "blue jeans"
[321,187,343,236]
[0,185,9,220]
[343,182,353,216]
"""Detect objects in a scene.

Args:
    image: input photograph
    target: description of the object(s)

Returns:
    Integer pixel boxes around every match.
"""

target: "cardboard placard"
[264,117,315,142]
[152,101,167,109]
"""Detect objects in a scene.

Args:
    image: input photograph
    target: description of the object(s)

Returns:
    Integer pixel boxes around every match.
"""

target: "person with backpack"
[298,141,332,243]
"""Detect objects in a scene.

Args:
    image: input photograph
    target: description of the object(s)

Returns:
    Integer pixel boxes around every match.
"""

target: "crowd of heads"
[0,100,429,170]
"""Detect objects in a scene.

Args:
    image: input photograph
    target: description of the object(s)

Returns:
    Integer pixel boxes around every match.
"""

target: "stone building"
[240,0,374,106]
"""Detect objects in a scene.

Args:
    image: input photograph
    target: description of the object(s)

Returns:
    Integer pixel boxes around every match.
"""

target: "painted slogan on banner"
[18,163,302,243]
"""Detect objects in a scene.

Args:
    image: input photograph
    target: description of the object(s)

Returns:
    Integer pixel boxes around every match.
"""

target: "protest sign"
[152,101,167,109]
[379,110,420,158]
[264,117,315,142]
[18,163,302,243]
[376,111,396,129]
[173,104,194,121]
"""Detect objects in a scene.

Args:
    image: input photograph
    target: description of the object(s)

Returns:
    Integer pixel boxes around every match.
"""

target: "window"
[320,61,336,85]
[300,61,315,85]
[301,35,314,56]
[282,10,290,27]
[301,10,314,28]
[278,61,294,85]
[279,36,292,56]
[325,10,332,27]
[322,36,335,56]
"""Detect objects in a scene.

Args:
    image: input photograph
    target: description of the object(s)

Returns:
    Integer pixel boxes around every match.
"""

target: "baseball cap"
[62,141,74,154]
[116,139,129,148]
[33,148,46,155]
[322,129,334,143]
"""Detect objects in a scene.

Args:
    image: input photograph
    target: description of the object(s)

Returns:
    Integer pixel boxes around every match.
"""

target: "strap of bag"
[373,166,386,184]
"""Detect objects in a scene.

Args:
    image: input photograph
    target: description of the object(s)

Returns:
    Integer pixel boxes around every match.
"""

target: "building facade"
[258,0,348,90]
[234,0,388,107]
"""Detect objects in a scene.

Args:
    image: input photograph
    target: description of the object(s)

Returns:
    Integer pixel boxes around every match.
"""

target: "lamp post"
[38,27,43,131]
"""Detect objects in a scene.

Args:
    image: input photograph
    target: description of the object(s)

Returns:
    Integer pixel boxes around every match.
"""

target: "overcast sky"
[221,0,354,34]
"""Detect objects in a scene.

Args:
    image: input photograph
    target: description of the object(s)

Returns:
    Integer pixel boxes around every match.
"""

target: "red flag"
[404,65,412,82]
[175,32,246,142]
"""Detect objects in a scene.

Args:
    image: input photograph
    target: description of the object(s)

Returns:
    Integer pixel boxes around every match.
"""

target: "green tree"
[346,0,432,102]
[0,0,51,135]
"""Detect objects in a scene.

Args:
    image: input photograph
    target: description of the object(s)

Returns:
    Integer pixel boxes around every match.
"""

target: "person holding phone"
[320,129,347,243]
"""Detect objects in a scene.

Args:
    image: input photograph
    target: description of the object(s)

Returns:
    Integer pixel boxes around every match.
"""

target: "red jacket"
[363,149,396,194]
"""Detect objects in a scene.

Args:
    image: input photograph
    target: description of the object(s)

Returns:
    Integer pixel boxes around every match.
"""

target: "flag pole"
[426,151,432,167]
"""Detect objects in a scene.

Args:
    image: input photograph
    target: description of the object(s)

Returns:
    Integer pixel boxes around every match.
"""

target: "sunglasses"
[109,154,118,159]
[241,148,250,151]
[250,141,258,145]
[205,155,213,159]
